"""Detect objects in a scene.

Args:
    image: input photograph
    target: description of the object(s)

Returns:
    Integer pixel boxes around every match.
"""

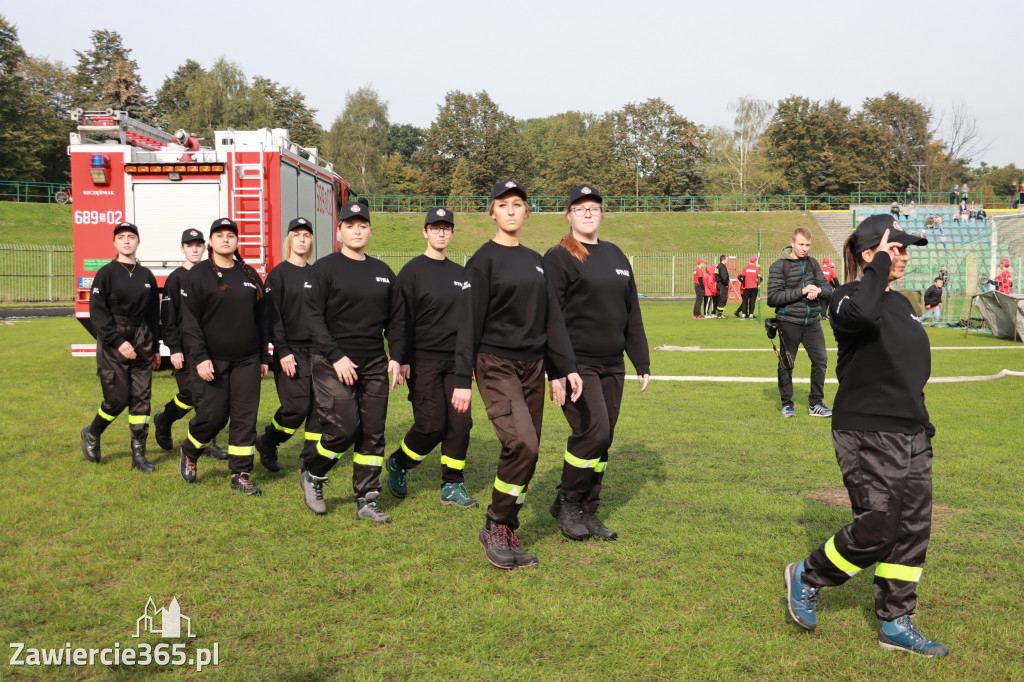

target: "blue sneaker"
[386,454,407,498]
[782,405,796,418]
[879,615,949,658]
[809,402,833,418]
[784,562,820,631]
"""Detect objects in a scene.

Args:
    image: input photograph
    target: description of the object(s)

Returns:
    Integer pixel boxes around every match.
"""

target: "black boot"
[130,426,156,473]
[153,411,173,451]
[206,439,229,461]
[549,495,590,541]
[80,415,108,463]
[256,425,288,473]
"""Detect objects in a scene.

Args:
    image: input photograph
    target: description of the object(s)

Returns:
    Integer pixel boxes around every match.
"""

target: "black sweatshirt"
[454,240,577,388]
[90,260,160,353]
[264,260,314,359]
[180,261,268,364]
[304,252,405,364]
[829,252,933,436]
[543,241,650,374]
[397,255,468,362]
[923,285,943,308]
[160,265,189,355]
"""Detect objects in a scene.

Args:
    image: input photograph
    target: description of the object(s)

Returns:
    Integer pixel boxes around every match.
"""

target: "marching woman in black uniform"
[254,217,321,473]
[178,218,269,495]
[80,221,160,472]
[386,208,476,508]
[784,215,948,658]
[152,229,228,461]
[544,185,650,541]
[453,180,582,570]
[301,202,406,520]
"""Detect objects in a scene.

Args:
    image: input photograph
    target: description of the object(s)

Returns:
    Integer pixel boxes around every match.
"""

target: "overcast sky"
[8,1,1023,168]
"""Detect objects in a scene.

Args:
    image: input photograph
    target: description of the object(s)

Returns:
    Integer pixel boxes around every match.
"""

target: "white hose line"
[654,345,1023,352]
[627,369,1024,384]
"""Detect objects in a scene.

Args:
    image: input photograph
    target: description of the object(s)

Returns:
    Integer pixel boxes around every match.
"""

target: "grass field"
[0,201,825,255]
[1,305,1023,680]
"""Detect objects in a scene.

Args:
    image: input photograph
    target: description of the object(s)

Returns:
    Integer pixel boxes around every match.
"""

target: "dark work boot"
[256,426,284,473]
[129,427,156,473]
[549,496,590,541]
[152,411,173,451]
[80,415,109,463]
[206,439,229,461]
[581,511,618,540]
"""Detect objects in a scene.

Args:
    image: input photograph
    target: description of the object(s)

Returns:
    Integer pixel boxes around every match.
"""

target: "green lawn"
[1,306,1022,679]
[0,202,73,247]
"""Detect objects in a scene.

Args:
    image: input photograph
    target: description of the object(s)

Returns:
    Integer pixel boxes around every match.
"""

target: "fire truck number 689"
[74,210,125,226]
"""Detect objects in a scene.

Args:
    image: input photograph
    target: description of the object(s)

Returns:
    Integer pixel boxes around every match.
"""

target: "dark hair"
[841,235,866,284]
[719,255,727,263]
[207,245,263,301]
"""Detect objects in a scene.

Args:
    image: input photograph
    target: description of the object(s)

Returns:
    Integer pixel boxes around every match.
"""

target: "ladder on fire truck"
[225,132,268,275]
[70,108,177,150]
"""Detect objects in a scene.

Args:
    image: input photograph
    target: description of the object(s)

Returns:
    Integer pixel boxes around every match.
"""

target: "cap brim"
[491,188,527,202]
[890,231,928,247]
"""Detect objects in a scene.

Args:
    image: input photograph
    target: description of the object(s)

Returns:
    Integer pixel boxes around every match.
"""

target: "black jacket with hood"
[767,246,832,325]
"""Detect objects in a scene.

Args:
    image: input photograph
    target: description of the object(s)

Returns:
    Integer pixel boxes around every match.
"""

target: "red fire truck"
[68,108,352,355]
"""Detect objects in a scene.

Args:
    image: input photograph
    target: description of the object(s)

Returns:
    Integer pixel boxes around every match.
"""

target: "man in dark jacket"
[919,277,943,327]
[767,227,833,418]
[714,255,730,319]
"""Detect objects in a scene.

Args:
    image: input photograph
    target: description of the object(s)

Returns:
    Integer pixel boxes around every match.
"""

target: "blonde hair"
[488,196,531,219]
[284,229,313,262]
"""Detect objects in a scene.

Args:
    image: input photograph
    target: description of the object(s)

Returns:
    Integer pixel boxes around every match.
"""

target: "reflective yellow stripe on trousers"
[401,439,426,462]
[494,477,526,504]
[439,455,466,470]
[875,563,923,582]
[353,453,383,467]
[564,450,599,470]
[825,536,862,576]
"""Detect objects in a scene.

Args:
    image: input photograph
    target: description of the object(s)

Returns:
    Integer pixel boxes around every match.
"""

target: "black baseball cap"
[424,207,455,228]
[209,217,238,237]
[489,179,527,202]
[851,214,927,253]
[113,222,139,237]
[288,217,313,233]
[567,184,602,208]
[338,201,370,224]
[180,228,204,244]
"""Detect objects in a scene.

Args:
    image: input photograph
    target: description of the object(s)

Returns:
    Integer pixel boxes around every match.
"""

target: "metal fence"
[0,244,75,303]
[0,181,69,204]
[360,192,992,213]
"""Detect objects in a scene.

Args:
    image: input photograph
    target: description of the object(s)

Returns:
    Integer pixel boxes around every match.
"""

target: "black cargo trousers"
[692,281,704,317]
[183,356,261,475]
[93,317,155,438]
[802,429,934,621]
[557,360,624,513]
[307,354,389,499]
[159,354,197,424]
[264,347,322,461]
[739,287,758,317]
[393,357,472,484]
[475,353,545,530]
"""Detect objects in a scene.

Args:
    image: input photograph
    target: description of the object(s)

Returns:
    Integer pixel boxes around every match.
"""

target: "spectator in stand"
[1019,181,1023,208]
[905,184,915,204]
[890,202,901,220]
[960,183,970,204]
[1011,182,1020,209]
[949,184,959,205]
[919,277,943,327]
[977,206,987,222]
[693,258,706,319]
[924,214,934,230]
[992,258,1014,294]
[907,201,917,220]
[967,201,978,221]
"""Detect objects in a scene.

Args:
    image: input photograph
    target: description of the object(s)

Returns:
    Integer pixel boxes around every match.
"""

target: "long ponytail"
[206,245,263,300]
[842,236,864,284]
[558,232,590,262]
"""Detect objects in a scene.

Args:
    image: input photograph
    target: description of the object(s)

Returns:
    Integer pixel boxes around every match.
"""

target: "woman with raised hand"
[80,221,160,472]
[453,179,582,570]
[784,215,948,658]
[179,218,269,496]
[301,201,406,521]
[542,185,650,542]
[254,217,322,473]
[386,207,476,508]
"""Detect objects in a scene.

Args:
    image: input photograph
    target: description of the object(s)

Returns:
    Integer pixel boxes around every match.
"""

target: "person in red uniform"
[693,258,706,318]
[820,258,839,320]
[735,256,760,319]
[993,258,1013,294]
[702,263,718,318]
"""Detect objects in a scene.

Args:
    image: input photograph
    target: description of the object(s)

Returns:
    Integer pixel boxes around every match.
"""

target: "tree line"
[2,19,1021,202]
